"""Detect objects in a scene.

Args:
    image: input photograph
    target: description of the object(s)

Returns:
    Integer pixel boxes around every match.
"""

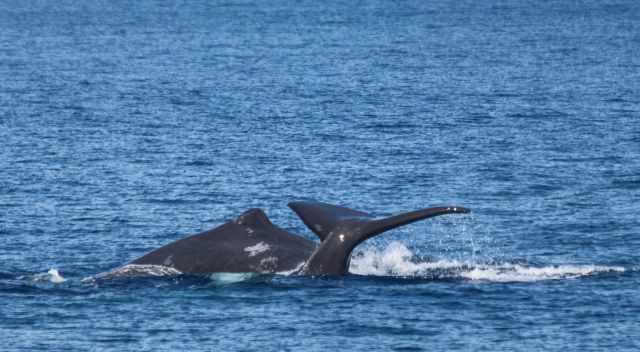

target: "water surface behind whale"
[3,0,640,350]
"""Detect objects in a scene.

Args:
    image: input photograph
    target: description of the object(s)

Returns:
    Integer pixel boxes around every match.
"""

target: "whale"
[126,201,470,276]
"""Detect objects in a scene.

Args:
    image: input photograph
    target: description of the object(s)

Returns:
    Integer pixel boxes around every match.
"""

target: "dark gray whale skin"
[130,208,316,274]
[129,202,470,276]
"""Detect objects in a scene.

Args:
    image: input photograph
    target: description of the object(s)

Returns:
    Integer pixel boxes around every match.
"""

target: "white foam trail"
[460,264,625,282]
[349,241,625,282]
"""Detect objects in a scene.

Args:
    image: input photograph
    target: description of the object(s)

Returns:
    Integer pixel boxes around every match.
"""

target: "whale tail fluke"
[288,201,373,242]
[360,205,470,242]
[288,201,470,275]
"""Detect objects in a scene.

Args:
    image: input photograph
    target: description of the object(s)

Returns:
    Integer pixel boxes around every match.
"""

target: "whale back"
[130,209,316,273]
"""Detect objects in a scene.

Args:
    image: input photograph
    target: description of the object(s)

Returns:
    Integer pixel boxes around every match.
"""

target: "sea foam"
[349,241,625,282]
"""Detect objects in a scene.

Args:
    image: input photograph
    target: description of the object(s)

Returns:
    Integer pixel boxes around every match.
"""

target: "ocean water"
[1,0,639,350]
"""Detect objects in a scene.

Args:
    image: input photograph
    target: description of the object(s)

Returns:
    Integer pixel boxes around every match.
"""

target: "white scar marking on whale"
[259,256,278,272]
[244,242,270,257]
[163,255,174,267]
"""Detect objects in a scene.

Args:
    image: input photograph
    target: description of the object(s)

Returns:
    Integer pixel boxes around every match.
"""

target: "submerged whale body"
[128,201,470,276]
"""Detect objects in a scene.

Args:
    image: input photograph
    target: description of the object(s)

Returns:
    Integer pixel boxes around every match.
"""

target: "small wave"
[32,268,67,283]
[349,242,625,282]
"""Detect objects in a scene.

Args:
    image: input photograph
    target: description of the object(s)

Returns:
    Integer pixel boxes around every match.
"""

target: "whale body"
[128,201,470,276]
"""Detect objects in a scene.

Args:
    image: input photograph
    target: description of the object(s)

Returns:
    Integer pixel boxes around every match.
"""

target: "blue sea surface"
[1,0,639,350]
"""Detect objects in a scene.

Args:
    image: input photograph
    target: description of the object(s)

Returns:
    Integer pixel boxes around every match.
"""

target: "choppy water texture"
[1,1,639,351]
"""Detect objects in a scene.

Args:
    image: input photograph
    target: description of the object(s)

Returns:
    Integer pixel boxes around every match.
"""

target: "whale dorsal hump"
[234,208,273,228]
[287,201,373,242]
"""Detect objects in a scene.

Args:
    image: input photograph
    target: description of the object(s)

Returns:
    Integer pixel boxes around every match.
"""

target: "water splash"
[93,264,183,279]
[32,268,67,283]
[349,241,625,282]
